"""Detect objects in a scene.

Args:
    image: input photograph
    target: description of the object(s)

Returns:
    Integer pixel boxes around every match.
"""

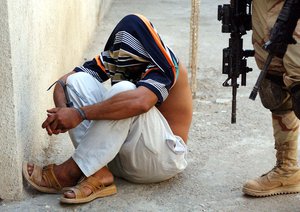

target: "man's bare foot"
[63,166,114,199]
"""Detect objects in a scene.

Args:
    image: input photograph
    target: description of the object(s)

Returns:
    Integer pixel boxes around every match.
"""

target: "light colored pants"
[252,0,300,87]
[66,72,188,183]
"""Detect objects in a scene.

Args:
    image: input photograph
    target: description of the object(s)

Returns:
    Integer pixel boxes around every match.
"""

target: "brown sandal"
[60,176,117,204]
[22,162,63,194]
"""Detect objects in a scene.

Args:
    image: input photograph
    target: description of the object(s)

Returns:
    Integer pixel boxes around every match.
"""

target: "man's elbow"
[131,87,158,114]
[134,99,155,114]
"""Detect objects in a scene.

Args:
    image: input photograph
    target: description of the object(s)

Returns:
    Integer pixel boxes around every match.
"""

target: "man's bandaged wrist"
[74,107,87,120]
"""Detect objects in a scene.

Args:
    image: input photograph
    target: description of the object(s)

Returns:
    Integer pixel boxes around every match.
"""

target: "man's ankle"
[93,167,114,185]
[54,159,83,187]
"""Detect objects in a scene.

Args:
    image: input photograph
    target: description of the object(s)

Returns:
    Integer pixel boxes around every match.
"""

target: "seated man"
[23,14,193,204]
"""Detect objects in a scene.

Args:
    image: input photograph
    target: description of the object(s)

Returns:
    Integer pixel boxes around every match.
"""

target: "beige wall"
[0,0,112,200]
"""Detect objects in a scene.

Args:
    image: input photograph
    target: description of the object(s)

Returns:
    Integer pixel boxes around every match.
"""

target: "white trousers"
[66,72,187,183]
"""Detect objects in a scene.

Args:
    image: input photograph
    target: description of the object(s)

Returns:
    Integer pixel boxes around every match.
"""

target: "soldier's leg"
[242,75,300,197]
[243,0,300,197]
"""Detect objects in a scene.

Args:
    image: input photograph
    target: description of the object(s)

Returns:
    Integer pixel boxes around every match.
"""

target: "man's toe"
[27,164,34,175]
[64,191,75,199]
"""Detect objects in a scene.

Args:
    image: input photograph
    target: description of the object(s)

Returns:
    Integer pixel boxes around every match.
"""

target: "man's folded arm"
[81,86,158,120]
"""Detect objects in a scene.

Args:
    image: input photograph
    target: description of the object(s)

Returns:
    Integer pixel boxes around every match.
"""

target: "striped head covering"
[74,14,179,104]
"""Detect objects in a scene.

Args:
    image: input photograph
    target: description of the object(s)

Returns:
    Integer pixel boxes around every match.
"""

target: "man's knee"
[66,72,96,87]
[105,81,136,99]
[66,72,105,104]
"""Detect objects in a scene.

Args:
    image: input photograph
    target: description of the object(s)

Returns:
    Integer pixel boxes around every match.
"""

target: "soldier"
[243,0,300,197]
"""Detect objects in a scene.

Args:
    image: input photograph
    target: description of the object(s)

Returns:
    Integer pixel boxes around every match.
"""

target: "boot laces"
[261,165,280,177]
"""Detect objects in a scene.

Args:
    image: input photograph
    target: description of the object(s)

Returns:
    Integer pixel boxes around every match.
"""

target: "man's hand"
[42,107,83,135]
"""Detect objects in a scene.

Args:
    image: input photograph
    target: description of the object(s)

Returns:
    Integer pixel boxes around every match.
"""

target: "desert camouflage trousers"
[252,0,300,87]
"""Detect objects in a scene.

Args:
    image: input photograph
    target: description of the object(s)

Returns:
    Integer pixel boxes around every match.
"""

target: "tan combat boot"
[242,111,300,197]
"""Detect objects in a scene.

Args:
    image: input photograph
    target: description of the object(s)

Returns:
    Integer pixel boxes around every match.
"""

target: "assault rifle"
[249,0,300,100]
[218,0,254,123]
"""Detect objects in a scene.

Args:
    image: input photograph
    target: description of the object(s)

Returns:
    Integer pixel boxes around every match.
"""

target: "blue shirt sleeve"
[136,64,173,105]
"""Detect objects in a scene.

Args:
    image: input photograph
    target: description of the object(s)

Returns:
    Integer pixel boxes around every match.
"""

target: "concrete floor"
[2,0,300,211]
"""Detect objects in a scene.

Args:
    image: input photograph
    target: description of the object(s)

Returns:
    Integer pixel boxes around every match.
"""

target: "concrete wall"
[0,0,112,200]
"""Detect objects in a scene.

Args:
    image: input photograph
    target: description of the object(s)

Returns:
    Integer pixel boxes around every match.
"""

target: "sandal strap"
[83,176,105,192]
[67,176,105,199]
[66,187,85,199]
[30,164,43,184]
[42,164,62,190]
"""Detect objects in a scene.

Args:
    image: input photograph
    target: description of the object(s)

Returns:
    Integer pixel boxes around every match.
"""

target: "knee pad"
[259,76,291,112]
